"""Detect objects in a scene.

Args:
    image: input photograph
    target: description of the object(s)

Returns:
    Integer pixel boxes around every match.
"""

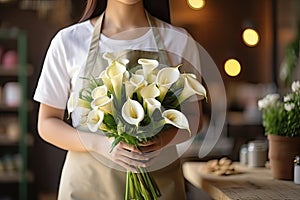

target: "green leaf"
[110,136,122,152]
[103,113,117,130]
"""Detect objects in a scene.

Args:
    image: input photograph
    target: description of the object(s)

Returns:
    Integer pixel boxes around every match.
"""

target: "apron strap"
[84,13,105,75]
[146,11,170,65]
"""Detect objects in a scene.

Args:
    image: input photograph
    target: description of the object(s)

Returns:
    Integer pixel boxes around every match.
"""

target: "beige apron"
[58,12,186,200]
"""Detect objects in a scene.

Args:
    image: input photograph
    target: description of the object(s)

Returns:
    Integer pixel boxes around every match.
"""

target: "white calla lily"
[124,81,136,99]
[156,67,180,101]
[67,92,77,117]
[140,83,160,99]
[162,109,190,133]
[103,52,115,65]
[77,107,91,126]
[67,93,90,117]
[120,58,129,66]
[130,73,147,102]
[138,58,159,81]
[86,109,104,132]
[91,85,108,99]
[91,95,113,114]
[177,74,207,104]
[135,69,144,76]
[144,98,161,117]
[106,61,127,101]
[99,70,113,92]
[130,73,146,89]
[103,52,129,65]
[122,98,145,126]
[135,69,157,83]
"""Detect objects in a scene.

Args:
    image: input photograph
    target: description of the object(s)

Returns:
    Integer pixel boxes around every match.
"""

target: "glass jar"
[239,144,248,165]
[247,140,267,167]
[294,156,300,184]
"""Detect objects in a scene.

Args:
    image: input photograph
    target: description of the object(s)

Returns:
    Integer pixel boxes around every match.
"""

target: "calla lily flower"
[103,52,115,65]
[91,85,108,99]
[77,107,91,126]
[86,109,104,132]
[135,69,157,83]
[119,58,129,66]
[156,67,180,101]
[162,109,190,133]
[106,61,127,101]
[103,52,129,67]
[124,81,136,99]
[67,92,77,118]
[177,74,207,104]
[67,93,90,117]
[130,73,146,89]
[91,95,113,114]
[138,58,159,81]
[99,70,113,92]
[144,98,161,117]
[140,83,160,99]
[122,98,145,126]
[130,73,147,101]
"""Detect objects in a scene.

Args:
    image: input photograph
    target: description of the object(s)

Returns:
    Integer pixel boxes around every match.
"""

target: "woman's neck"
[101,0,149,37]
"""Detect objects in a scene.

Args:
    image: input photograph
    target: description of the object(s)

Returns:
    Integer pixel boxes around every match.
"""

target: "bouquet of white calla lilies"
[67,56,206,200]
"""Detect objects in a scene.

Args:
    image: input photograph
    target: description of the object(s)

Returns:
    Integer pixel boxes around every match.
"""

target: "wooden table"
[183,162,300,200]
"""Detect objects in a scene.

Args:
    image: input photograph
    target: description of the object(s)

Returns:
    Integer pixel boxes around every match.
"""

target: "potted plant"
[258,80,300,180]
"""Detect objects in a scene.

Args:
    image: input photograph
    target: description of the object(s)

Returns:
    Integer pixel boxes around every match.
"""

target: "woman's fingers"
[119,142,141,154]
[139,136,163,153]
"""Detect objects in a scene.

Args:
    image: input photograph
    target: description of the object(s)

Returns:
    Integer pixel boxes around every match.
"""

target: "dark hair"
[79,0,170,23]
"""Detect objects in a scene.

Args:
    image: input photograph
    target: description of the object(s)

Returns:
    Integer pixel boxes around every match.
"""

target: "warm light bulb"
[242,28,260,47]
[187,0,205,10]
[224,59,241,77]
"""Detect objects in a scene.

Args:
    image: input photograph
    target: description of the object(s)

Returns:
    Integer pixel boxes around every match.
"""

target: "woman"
[34,0,203,199]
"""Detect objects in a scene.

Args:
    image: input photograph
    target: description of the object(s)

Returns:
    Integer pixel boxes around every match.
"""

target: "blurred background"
[0,0,299,199]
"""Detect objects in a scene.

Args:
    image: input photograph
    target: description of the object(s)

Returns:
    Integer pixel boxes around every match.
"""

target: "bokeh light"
[224,58,241,77]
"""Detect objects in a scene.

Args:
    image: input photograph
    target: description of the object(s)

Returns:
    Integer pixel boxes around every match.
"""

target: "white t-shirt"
[33,17,201,111]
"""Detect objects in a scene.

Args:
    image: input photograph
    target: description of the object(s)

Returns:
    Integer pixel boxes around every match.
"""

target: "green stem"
[125,171,129,200]
[136,172,151,200]
[140,168,161,197]
[128,172,135,199]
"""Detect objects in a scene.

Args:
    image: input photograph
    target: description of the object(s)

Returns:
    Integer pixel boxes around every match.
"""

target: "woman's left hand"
[138,135,163,153]
[139,128,177,153]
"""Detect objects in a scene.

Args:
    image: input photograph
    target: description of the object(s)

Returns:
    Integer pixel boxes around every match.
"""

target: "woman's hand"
[109,141,148,172]
[139,128,178,153]
[91,136,158,172]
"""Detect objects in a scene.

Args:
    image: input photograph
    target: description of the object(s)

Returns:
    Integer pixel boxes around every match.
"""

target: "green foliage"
[261,102,289,136]
[280,25,300,86]
[259,81,300,137]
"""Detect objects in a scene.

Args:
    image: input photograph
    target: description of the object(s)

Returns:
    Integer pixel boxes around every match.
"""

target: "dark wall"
[170,0,274,84]
[0,1,84,193]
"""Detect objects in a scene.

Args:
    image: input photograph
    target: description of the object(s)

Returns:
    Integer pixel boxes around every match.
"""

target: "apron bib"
[58,12,186,200]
